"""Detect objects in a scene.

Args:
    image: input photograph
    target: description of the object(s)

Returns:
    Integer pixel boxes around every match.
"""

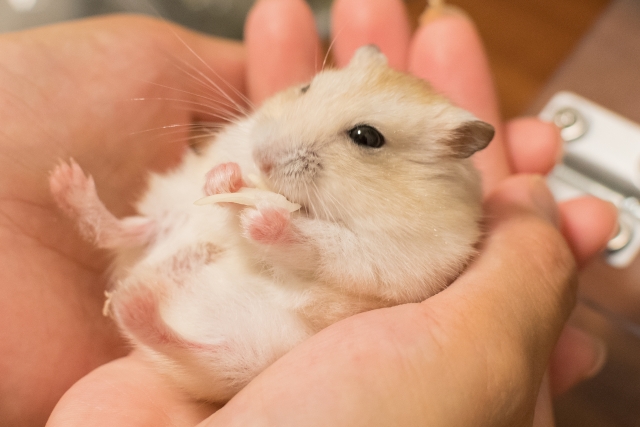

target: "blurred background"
[1,0,611,119]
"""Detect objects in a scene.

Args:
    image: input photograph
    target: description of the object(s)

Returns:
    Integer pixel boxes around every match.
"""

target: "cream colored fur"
[90,46,490,402]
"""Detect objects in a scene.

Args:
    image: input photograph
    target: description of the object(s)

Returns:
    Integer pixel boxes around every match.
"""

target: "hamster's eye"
[301,84,310,94]
[347,125,385,148]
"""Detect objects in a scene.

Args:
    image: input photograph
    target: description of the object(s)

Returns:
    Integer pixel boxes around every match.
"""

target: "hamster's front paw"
[204,162,246,196]
[241,205,297,244]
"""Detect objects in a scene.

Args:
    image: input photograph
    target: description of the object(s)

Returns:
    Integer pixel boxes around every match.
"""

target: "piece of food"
[194,187,301,213]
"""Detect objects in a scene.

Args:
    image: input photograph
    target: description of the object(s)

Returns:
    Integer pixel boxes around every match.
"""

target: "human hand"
[328,1,614,425]
[0,12,305,426]
[2,1,614,426]
[205,174,574,427]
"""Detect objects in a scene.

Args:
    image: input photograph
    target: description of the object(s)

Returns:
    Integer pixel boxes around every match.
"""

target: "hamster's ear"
[446,120,495,158]
[348,45,388,69]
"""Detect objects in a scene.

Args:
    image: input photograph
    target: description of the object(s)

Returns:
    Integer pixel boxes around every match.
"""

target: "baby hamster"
[49,45,494,402]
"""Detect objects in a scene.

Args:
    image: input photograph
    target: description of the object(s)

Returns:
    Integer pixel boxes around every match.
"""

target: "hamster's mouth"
[249,172,312,217]
[252,151,323,216]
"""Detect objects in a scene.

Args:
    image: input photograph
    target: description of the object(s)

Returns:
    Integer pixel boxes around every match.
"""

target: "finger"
[331,0,411,70]
[559,197,618,267]
[245,0,322,105]
[47,354,217,427]
[506,117,562,175]
[433,175,575,387]
[408,13,509,193]
[549,325,607,396]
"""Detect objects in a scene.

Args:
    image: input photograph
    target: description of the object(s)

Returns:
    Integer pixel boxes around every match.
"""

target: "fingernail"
[529,175,561,228]
[584,334,608,379]
[419,1,471,26]
[606,202,620,241]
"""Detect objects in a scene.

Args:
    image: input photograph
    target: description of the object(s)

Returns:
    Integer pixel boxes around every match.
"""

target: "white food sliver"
[194,187,301,213]
[247,174,269,190]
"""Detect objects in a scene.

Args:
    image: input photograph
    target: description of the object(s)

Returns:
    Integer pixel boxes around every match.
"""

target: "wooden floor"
[405,0,612,118]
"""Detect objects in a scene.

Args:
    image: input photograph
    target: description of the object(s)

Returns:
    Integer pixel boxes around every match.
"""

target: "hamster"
[49,46,494,402]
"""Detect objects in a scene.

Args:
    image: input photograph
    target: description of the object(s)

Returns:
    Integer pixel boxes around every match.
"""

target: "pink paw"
[49,159,155,248]
[49,159,96,217]
[204,162,245,196]
[241,206,295,244]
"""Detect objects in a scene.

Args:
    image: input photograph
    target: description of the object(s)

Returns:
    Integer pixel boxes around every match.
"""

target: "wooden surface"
[529,0,640,123]
[405,0,611,118]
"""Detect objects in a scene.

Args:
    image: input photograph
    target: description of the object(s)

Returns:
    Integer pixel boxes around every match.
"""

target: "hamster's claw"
[241,205,297,244]
[204,162,246,196]
[49,158,97,218]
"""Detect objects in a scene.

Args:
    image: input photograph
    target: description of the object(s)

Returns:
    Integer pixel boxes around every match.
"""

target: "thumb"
[436,174,576,369]
[204,175,578,427]
[421,174,577,424]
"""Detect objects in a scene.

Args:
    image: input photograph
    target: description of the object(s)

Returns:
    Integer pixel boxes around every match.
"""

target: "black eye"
[347,125,385,148]
[301,84,310,94]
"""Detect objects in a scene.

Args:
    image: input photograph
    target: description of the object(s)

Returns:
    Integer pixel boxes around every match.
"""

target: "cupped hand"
[207,174,573,427]
[1,4,319,426]
[330,2,615,425]
[0,15,249,427]
[0,0,615,426]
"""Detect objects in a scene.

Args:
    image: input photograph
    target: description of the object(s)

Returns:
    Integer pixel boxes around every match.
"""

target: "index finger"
[409,12,510,193]
[330,0,411,70]
[244,0,322,105]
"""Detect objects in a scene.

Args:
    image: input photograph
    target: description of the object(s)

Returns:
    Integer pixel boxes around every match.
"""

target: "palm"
[0,17,244,426]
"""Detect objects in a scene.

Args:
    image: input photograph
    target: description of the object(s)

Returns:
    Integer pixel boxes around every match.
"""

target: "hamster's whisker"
[303,182,316,218]
[129,96,237,116]
[129,121,220,140]
[323,192,340,224]
[131,129,216,147]
[163,27,253,107]
[133,79,240,113]
[322,26,345,72]
[164,39,254,115]
[129,122,222,138]
[132,99,244,125]
[129,123,193,136]
[168,61,250,116]
[131,128,192,143]
[313,181,338,216]
[306,182,325,222]
[311,181,335,223]
[176,107,244,125]
[326,183,351,222]
[304,181,322,216]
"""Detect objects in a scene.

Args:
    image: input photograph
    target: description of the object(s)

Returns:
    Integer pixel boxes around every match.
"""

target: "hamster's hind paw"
[49,158,97,218]
[204,162,246,196]
[241,205,297,244]
[49,158,155,249]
